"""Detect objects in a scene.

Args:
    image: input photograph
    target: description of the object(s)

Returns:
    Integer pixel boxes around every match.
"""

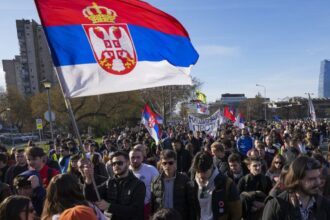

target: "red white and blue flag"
[34,0,199,98]
[196,102,209,115]
[234,113,245,129]
[141,104,161,144]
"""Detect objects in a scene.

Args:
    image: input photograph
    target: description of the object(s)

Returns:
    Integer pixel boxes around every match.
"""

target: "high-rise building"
[318,59,330,98]
[2,56,24,93]
[2,19,56,96]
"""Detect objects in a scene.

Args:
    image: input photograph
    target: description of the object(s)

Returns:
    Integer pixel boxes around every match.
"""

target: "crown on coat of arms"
[83,2,117,23]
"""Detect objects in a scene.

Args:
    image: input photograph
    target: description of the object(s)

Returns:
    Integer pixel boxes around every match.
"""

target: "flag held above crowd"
[223,106,236,122]
[141,104,161,144]
[308,94,317,122]
[234,113,245,129]
[34,0,199,98]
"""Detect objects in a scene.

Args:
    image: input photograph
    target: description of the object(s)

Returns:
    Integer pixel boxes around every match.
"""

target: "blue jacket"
[237,136,253,156]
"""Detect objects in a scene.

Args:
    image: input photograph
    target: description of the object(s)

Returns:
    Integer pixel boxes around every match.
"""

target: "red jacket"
[39,164,60,187]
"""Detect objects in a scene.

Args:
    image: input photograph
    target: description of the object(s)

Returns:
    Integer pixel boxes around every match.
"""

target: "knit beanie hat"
[59,205,98,220]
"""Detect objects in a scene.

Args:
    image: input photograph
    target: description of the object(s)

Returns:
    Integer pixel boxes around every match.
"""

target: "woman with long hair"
[41,173,106,220]
[268,164,289,197]
[265,154,285,185]
[0,195,36,220]
[67,154,82,182]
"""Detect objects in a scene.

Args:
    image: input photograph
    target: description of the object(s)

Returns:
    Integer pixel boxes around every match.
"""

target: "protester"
[151,208,182,220]
[264,135,279,167]
[0,180,11,203]
[14,172,46,216]
[225,153,248,184]
[0,153,9,183]
[84,151,146,220]
[238,156,272,220]
[5,148,28,189]
[171,138,192,174]
[236,128,253,157]
[191,151,242,220]
[268,165,289,198]
[25,147,60,188]
[262,156,330,219]
[91,154,108,178]
[59,205,98,220]
[41,173,106,220]
[67,154,82,181]
[0,195,36,220]
[58,146,71,174]
[151,149,195,220]
[129,148,159,220]
[77,157,107,186]
[210,142,229,174]
[266,154,285,185]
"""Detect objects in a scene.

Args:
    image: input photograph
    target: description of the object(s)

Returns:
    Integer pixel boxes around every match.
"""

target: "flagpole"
[52,67,101,201]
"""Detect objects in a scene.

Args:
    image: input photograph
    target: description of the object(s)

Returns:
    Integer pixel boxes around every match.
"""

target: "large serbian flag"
[34,0,199,98]
[141,104,161,144]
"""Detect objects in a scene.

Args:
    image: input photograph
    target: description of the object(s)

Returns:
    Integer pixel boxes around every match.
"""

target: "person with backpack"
[25,147,60,188]
[191,151,242,220]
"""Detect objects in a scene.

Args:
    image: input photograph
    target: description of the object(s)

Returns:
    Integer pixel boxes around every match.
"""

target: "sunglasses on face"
[111,161,125,167]
[274,161,282,165]
[162,161,175,166]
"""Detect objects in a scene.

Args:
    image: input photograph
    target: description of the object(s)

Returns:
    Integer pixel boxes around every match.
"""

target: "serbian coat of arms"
[82,2,137,75]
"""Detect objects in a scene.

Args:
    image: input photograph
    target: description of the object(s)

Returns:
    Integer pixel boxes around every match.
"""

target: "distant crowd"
[0,119,329,220]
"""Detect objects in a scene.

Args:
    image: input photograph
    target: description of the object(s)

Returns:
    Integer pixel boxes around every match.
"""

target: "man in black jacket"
[5,148,28,189]
[172,138,191,174]
[262,156,330,220]
[83,151,146,220]
[151,149,195,220]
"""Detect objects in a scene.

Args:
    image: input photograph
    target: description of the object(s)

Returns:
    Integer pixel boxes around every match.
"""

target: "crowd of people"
[0,119,329,220]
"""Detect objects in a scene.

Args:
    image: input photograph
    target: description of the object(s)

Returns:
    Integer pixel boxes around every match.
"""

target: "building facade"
[318,59,330,98]
[2,19,56,96]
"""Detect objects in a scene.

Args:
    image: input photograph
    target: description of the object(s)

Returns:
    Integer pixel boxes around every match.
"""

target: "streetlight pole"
[6,108,14,147]
[256,84,267,120]
[42,80,54,141]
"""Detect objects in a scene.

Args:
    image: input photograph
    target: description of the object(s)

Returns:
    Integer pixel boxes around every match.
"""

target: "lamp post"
[5,108,14,147]
[256,84,267,120]
[42,80,54,141]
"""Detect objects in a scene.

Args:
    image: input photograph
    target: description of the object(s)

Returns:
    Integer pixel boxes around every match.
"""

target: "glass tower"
[318,60,330,98]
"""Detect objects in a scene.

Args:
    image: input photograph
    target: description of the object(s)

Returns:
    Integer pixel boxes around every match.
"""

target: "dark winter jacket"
[262,191,330,220]
[176,149,192,174]
[84,171,145,220]
[151,172,196,220]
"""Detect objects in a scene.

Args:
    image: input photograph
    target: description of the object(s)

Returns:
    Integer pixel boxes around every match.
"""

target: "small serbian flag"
[234,113,245,129]
[141,104,161,144]
[34,0,199,98]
